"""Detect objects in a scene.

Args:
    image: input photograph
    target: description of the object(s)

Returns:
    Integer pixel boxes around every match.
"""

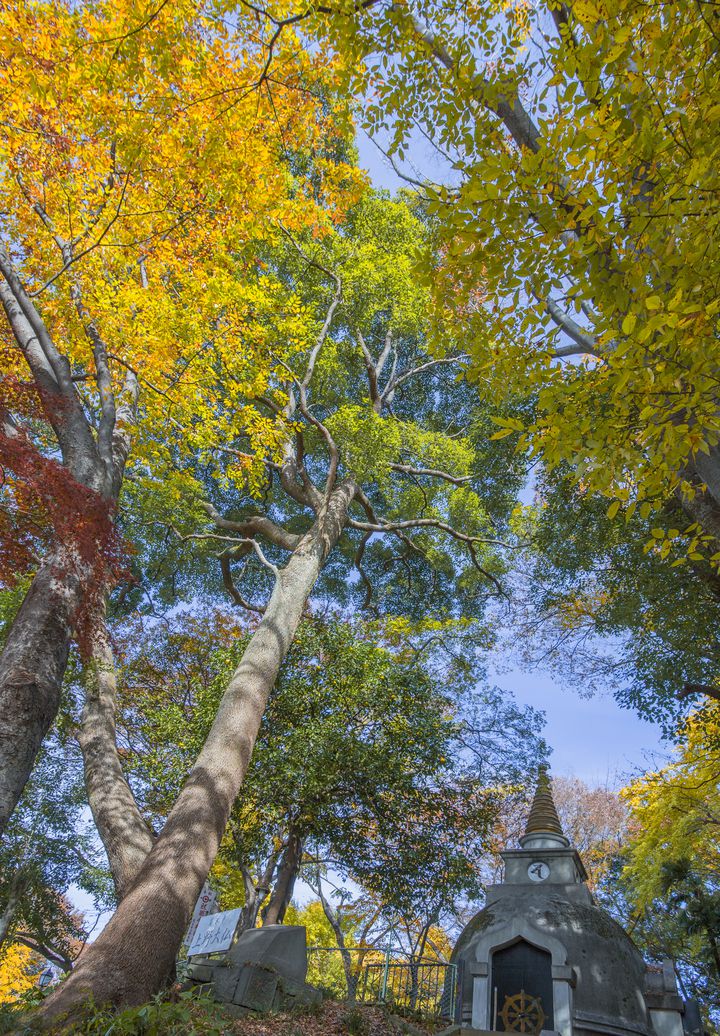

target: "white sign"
[187,907,242,958]
[185,882,219,947]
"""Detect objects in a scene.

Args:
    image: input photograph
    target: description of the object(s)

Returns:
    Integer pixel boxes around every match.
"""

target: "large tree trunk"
[262,828,303,926]
[0,552,83,836]
[78,622,154,902]
[36,484,354,1026]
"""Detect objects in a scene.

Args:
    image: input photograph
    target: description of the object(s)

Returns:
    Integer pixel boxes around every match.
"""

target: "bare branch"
[201,501,302,552]
[388,354,469,393]
[170,527,280,577]
[219,550,266,615]
[347,515,512,552]
[540,296,602,357]
[29,173,132,297]
[353,530,376,611]
[13,933,73,972]
[389,462,473,486]
[277,224,343,392]
[273,353,340,499]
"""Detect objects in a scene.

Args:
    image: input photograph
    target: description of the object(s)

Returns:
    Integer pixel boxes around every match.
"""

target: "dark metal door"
[491,941,554,1032]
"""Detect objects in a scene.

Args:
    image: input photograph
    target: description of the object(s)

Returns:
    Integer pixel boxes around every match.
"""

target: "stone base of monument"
[183,924,322,1016]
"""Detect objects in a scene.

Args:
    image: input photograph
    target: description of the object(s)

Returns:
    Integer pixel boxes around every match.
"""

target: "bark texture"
[37,484,354,1026]
[0,869,25,952]
[262,828,303,926]
[0,553,82,834]
[78,625,154,901]
[0,257,137,836]
[678,454,720,545]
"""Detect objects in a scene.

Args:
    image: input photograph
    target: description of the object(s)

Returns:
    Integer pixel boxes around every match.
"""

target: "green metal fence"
[307,947,457,1020]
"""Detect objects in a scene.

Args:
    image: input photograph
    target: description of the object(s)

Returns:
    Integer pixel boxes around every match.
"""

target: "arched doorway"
[491,940,554,1032]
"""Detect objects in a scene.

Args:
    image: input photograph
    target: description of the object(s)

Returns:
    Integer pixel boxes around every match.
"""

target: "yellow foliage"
[0,943,40,1005]
[621,701,720,907]
[0,0,365,499]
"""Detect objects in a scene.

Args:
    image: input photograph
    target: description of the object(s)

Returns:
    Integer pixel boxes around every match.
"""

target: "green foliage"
[112,608,544,916]
[0,731,107,970]
[0,991,224,1036]
[513,469,720,729]
[285,902,354,997]
[116,189,523,624]
[619,705,720,1013]
[309,0,720,558]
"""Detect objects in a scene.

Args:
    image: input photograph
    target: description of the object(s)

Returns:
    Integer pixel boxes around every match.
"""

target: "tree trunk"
[316,877,358,1001]
[36,484,354,1026]
[677,457,720,545]
[77,621,154,902]
[0,552,83,836]
[0,869,25,952]
[262,829,303,926]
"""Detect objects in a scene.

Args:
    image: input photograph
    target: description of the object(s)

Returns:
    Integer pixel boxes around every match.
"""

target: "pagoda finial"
[522,764,565,841]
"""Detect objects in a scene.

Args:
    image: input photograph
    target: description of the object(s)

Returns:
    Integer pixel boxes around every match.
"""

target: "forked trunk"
[262,828,303,926]
[0,552,83,835]
[78,622,154,901]
[37,484,354,1026]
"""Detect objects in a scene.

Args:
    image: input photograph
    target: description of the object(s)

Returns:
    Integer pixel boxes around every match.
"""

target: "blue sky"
[354,128,667,784]
[490,662,665,785]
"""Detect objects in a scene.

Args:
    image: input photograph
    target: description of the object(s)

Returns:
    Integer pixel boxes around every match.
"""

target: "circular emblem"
[499,990,546,1034]
[527,861,550,882]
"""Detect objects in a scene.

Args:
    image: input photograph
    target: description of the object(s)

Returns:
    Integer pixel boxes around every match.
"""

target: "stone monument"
[184,922,321,1015]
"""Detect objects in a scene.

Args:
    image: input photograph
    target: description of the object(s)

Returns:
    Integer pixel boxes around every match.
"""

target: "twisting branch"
[273,353,341,499]
[28,172,132,298]
[353,530,376,611]
[388,354,469,393]
[219,549,266,615]
[171,527,280,577]
[201,501,302,552]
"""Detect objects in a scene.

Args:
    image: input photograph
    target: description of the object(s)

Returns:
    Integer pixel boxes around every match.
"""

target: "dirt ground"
[225,1000,442,1036]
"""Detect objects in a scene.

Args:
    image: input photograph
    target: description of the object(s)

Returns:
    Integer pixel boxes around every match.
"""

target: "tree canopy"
[0,0,718,1028]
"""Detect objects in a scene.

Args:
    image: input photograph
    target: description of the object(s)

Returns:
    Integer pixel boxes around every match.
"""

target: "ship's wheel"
[499,990,546,1034]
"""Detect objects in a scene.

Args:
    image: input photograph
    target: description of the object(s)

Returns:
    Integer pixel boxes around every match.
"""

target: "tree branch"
[14,932,73,972]
[541,295,602,357]
[389,462,473,486]
[218,550,266,615]
[679,682,720,703]
[201,501,302,552]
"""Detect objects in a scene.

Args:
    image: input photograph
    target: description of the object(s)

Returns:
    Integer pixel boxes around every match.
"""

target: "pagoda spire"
[519,764,569,849]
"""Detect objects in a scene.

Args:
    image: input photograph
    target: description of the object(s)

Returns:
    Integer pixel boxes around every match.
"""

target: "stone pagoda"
[448,768,692,1036]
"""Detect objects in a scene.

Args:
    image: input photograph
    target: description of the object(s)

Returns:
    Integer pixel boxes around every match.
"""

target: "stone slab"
[233,965,278,1011]
[186,963,215,983]
[227,924,307,984]
[213,966,240,1004]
